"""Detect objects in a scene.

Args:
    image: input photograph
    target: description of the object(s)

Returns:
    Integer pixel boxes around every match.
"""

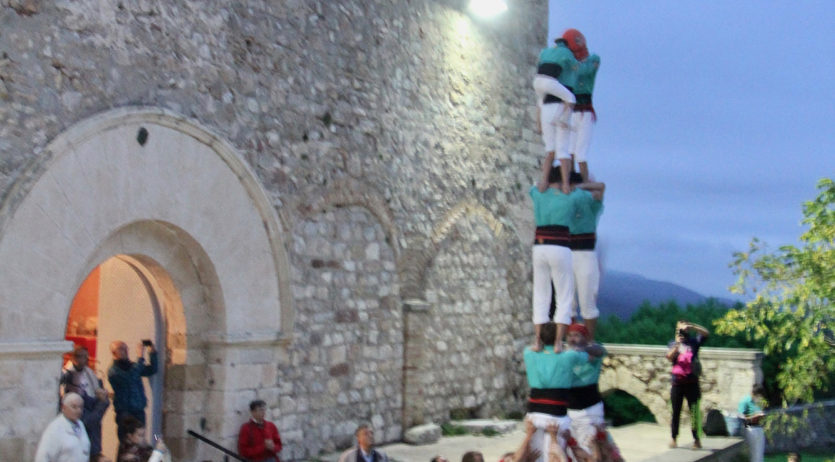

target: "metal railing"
[187,429,249,462]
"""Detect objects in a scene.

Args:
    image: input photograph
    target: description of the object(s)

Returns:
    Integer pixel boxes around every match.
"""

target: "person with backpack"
[666,321,709,449]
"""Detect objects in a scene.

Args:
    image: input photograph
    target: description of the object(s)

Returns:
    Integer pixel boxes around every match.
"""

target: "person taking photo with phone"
[108,339,158,441]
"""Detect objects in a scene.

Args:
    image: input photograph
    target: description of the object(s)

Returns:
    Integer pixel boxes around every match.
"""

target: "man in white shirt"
[337,424,389,462]
[35,392,91,462]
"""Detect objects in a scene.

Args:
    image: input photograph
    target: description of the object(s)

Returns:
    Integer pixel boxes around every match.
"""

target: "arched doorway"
[0,107,292,461]
[65,255,177,458]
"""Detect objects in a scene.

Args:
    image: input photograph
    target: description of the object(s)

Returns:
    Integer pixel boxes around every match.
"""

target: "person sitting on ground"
[461,451,484,462]
[238,399,283,462]
[739,384,767,462]
[337,424,389,462]
[116,416,167,462]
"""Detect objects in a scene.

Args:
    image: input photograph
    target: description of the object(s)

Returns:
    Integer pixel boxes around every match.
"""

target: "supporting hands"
[512,418,542,462]
[545,424,568,462]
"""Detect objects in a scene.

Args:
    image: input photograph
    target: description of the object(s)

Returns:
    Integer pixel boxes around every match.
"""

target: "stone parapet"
[600,344,763,426]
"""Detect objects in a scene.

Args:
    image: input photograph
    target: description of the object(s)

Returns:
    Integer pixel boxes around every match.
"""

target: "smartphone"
[142,339,153,346]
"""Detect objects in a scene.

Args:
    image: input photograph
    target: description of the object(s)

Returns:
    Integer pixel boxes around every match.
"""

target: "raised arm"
[584,342,606,358]
[512,418,541,462]
[665,342,679,362]
[684,322,710,338]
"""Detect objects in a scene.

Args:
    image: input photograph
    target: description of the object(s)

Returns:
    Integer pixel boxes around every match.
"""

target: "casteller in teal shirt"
[572,352,604,387]
[738,394,762,417]
[530,185,575,228]
[574,54,600,98]
[524,346,589,389]
[538,43,579,90]
[569,188,604,235]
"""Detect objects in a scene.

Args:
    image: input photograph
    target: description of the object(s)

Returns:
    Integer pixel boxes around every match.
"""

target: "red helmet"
[562,28,589,60]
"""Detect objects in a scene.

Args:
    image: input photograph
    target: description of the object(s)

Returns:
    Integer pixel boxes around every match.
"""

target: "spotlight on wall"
[469,0,507,18]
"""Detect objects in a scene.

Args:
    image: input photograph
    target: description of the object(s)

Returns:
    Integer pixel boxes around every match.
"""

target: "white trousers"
[568,401,605,454]
[533,75,576,106]
[533,245,575,325]
[744,426,765,462]
[571,250,600,320]
[569,110,594,162]
[527,413,571,462]
[534,76,573,161]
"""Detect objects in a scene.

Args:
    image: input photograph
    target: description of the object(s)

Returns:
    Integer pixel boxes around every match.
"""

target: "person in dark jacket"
[108,340,158,441]
[60,344,110,460]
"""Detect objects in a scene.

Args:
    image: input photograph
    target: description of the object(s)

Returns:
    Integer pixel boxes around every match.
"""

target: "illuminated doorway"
[65,255,167,459]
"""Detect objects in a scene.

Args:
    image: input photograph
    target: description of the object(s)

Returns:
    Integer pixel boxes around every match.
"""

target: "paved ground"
[319,422,744,462]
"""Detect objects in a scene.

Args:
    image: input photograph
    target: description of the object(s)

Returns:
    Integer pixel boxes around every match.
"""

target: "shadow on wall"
[602,389,656,427]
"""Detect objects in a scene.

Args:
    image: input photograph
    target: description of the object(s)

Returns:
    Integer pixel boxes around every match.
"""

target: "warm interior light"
[469,0,507,18]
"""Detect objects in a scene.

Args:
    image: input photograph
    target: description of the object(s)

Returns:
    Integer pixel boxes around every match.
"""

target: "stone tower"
[0,1,547,459]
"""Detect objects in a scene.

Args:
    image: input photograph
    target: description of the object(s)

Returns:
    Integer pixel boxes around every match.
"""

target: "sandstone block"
[403,423,441,445]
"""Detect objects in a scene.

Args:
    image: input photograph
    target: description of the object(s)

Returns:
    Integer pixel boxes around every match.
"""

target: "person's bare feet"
[692,439,702,449]
[532,338,543,352]
[669,439,677,448]
[553,342,563,353]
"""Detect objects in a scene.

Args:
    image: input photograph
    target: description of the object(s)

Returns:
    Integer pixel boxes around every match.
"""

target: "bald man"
[108,340,158,440]
[35,392,91,462]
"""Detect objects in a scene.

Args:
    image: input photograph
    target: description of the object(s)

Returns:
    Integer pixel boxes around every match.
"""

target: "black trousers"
[670,381,701,440]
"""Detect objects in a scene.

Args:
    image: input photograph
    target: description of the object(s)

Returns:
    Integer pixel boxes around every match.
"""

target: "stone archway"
[401,198,530,427]
[599,344,763,427]
[0,107,290,460]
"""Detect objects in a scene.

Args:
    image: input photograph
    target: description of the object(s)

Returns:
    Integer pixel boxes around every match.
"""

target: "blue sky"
[547,1,834,297]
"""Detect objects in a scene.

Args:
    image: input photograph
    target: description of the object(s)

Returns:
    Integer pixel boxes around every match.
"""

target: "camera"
[142,339,153,346]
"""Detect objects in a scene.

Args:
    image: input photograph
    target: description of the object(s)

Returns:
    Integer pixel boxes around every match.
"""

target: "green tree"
[715,178,834,403]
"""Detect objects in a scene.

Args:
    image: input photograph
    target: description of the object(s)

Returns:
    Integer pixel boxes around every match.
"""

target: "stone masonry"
[0,1,547,460]
[600,344,763,428]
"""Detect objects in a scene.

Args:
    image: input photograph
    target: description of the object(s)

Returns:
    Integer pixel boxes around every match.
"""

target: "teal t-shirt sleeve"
[738,396,750,415]
[572,350,590,365]
[591,200,603,216]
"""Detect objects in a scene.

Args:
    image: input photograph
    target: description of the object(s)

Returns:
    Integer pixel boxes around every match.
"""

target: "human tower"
[522,28,623,462]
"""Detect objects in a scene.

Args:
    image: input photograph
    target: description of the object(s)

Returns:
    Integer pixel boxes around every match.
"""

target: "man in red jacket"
[238,400,282,462]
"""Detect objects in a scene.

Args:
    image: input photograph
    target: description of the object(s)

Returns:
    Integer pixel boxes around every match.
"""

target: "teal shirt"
[537,44,579,89]
[569,189,603,235]
[530,186,575,227]
[524,346,589,389]
[572,354,604,387]
[738,394,762,416]
[574,54,600,96]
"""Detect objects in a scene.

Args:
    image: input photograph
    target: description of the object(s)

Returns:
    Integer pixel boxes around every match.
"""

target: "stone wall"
[0,1,547,459]
[763,400,835,453]
[600,345,763,426]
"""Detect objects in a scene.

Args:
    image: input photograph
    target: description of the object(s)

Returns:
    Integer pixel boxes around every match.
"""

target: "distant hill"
[598,270,735,320]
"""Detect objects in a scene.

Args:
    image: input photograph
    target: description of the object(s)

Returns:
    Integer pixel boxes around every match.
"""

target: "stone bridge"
[599,344,763,425]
